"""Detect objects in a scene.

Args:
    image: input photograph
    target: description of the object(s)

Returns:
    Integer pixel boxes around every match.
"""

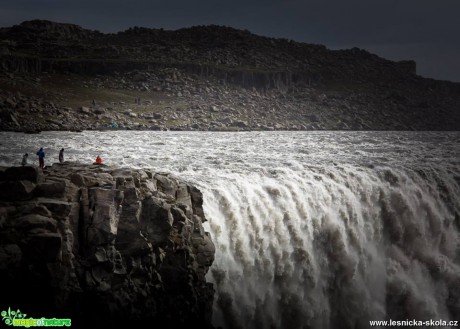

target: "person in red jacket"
[95,155,103,164]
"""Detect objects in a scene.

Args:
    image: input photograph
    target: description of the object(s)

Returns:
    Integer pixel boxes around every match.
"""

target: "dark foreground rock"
[0,163,215,328]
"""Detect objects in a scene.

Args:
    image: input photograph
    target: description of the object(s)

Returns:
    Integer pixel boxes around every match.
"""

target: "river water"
[1,130,459,328]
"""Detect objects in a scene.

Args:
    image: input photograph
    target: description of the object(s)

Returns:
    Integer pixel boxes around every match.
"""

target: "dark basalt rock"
[0,163,215,328]
[0,19,459,132]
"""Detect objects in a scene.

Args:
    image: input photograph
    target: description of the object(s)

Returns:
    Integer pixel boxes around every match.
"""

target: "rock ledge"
[0,163,215,328]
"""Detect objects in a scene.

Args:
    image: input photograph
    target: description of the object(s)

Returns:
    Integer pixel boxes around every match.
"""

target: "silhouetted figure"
[59,148,64,163]
[21,153,28,166]
[36,148,45,169]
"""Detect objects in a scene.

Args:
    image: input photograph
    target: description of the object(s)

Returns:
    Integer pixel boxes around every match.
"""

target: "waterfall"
[1,130,459,328]
[202,165,460,329]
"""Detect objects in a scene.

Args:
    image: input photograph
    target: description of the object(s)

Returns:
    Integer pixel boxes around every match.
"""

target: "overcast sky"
[1,0,459,82]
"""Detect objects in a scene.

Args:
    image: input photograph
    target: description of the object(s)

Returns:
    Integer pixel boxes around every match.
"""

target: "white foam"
[1,130,459,328]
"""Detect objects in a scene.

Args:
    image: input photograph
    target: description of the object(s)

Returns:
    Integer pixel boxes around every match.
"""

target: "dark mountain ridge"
[1,20,414,79]
[0,19,459,131]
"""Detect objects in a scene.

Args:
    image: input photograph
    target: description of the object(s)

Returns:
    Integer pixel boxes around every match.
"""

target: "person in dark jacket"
[36,147,45,169]
[59,148,64,163]
[21,153,28,166]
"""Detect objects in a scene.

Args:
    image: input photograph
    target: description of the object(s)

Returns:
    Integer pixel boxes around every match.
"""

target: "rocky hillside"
[0,19,459,131]
[0,163,215,327]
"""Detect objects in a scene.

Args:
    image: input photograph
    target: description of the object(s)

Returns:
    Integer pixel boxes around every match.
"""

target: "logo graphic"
[1,308,71,327]
[1,308,27,326]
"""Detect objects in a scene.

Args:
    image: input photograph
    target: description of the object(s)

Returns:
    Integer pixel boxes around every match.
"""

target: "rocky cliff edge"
[0,163,215,328]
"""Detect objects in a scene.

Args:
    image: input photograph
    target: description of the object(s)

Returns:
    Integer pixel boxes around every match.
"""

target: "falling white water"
[1,130,459,328]
[203,165,460,329]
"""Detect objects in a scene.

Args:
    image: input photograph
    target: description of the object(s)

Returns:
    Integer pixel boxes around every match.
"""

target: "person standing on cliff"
[36,147,45,169]
[21,153,28,166]
[59,148,64,163]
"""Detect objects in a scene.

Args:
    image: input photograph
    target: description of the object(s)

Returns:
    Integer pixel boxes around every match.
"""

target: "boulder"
[0,180,36,200]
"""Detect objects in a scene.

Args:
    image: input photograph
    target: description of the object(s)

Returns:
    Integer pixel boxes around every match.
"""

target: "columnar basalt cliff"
[0,163,215,327]
[0,19,459,131]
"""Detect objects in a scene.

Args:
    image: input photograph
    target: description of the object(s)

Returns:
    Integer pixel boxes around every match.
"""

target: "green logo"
[1,308,71,327]
[1,308,27,326]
